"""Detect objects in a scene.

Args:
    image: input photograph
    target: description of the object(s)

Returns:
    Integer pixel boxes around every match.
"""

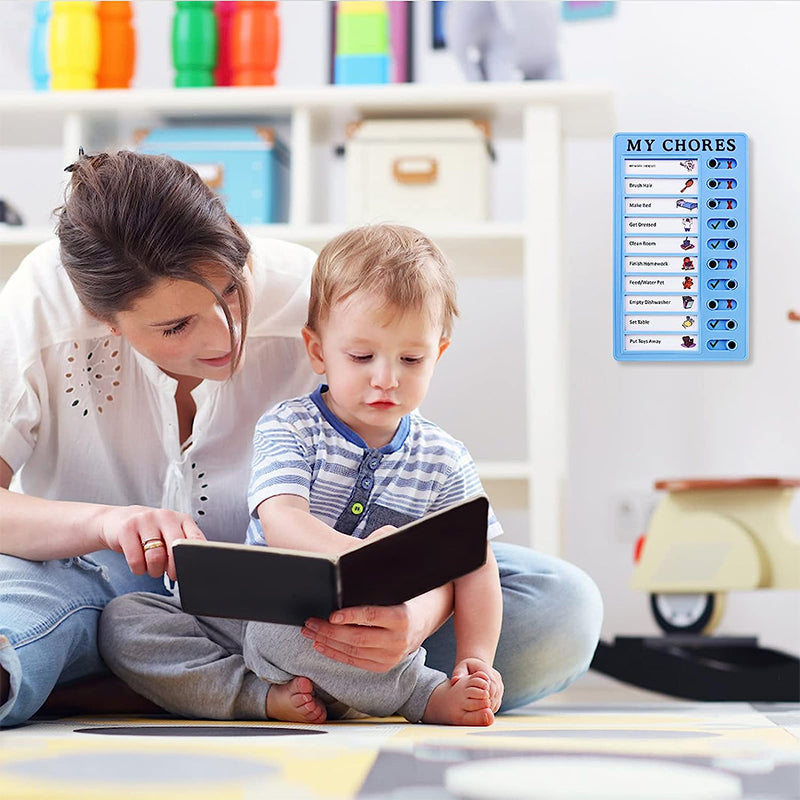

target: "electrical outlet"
[613,487,659,542]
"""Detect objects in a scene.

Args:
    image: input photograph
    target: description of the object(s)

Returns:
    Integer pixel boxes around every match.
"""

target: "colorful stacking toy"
[97,1,135,88]
[213,0,236,86]
[334,1,390,85]
[230,1,280,86]
[172,0,217,87]
[33,1,137,91]
[49,1,100,90]
[29,1,51,90]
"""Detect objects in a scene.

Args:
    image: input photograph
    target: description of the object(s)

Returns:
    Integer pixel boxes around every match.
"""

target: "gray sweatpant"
[99,591,446,722]
[242,619,445,722]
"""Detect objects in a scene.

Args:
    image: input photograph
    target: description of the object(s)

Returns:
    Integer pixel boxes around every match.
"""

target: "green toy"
[172,1,217,88]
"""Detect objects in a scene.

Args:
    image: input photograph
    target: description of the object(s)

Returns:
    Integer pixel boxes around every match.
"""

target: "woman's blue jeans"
[0,549,168,727]
[0,542,603,727]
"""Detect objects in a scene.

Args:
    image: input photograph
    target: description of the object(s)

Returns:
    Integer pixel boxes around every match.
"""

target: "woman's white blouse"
[0,237,317,543]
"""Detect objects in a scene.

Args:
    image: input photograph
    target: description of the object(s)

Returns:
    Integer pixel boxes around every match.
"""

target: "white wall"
[559,1,800,653]
[1,1,798,655]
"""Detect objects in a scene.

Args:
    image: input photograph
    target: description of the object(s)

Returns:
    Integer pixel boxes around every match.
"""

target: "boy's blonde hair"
[307,223,458,337]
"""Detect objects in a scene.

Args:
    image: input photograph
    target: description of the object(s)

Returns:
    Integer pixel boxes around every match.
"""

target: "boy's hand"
[452,658,504,713]
[366,524,398,540]
[340,525,398,554]
[341,525,399,553]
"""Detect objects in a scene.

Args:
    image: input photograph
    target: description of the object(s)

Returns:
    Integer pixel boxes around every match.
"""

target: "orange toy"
[231,1,279,86]
[98,1,135,88]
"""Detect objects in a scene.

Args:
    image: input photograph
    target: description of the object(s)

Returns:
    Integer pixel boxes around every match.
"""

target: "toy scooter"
[591,477,800,700]
[633,477,800,634]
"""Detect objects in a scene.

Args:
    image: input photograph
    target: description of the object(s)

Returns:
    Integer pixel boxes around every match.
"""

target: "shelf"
[0,226,56,245]
[0,223,527,276]
[250,221,524,242]
[251,222,526,275]
[475,461,531,481]
[0,82,613,138]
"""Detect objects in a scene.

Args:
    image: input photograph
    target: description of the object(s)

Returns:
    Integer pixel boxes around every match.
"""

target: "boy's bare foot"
[422,672,494,726]
[266,676,327,724]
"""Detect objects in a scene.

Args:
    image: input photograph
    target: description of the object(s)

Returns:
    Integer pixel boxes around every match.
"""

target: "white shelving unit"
[0,82,614,554]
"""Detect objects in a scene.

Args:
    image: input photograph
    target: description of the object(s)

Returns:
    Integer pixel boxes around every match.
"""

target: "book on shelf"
[173,494,489,626]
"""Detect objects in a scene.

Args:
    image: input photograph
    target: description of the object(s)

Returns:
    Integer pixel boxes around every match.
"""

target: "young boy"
[100,223,504,725]
[241,223,504,725]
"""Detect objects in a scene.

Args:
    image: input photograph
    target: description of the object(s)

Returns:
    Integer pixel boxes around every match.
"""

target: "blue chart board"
[613,133,748,361]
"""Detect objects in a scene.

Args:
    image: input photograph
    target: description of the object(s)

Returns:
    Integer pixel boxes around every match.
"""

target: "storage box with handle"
[345,118,491,224]
[136,125,289,225]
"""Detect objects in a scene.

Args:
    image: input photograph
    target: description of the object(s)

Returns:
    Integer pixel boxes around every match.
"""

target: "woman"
[0,150,602,727]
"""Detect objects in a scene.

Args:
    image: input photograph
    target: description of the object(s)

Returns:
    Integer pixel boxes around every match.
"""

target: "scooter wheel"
[650,592,726,634]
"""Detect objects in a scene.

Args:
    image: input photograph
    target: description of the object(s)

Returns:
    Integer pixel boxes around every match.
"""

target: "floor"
[1,672,798,799]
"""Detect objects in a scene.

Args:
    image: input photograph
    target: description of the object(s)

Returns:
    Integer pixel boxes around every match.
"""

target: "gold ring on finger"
[143,539,166,552]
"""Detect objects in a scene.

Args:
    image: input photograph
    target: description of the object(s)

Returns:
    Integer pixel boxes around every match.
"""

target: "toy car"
[631,477,800,634]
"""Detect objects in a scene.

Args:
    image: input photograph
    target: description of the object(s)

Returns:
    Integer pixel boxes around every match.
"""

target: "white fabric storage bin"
[345,118,491,224]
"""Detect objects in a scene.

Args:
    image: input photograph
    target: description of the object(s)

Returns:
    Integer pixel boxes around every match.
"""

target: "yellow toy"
[632,477,800,634]
[49,1,100,90]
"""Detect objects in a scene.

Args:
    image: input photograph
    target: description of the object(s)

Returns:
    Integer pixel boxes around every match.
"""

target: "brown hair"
[55,150,251,372]
[307,223,458,337]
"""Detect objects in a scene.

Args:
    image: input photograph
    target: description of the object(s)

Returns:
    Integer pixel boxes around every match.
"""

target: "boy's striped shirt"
[246,385,502,544]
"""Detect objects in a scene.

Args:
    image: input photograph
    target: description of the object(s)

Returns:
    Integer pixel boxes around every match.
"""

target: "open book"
[173,495,489,626]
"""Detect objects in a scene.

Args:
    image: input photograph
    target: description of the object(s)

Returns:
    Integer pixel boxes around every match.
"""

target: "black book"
[173,495,489,626]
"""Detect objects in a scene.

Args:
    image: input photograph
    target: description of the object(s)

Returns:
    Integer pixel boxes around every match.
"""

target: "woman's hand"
[97,505,205,580]
[301,574,454,672]
[301,602,426,672]
[452,658,504,713]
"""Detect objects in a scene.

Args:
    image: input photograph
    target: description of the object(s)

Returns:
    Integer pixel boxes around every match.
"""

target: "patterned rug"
[2,701,798,798]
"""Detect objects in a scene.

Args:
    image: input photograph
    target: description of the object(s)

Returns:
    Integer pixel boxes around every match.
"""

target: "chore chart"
[613,133,748,361]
